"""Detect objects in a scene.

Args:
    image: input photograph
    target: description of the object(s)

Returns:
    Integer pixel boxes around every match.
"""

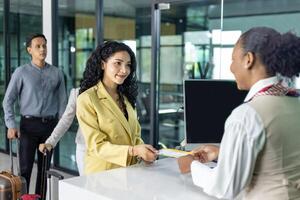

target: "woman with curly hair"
[77,41,157,174]
[178,27,300,199]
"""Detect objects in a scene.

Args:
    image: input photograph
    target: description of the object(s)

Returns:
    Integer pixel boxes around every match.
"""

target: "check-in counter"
[59,158,222,200]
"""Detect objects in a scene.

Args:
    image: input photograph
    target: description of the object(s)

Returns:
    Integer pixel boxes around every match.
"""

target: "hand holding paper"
[132,144,158,162]
[192,145,219,163]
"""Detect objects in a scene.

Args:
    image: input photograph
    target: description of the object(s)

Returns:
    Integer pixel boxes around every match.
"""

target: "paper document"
[159,148,191,158]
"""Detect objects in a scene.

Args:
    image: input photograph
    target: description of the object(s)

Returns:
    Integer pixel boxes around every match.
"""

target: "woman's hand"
[39,143,53,153]
[130,144,158,162]
[192,145,219,163]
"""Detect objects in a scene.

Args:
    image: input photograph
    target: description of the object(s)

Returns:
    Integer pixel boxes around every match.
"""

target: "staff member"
[3,33,67,194]
[178,27,300,199]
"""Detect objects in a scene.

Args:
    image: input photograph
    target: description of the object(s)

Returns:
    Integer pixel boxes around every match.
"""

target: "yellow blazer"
[76,81,143,174]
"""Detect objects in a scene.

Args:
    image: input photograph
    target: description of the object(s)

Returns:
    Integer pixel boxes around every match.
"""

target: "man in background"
[2,33,67,195]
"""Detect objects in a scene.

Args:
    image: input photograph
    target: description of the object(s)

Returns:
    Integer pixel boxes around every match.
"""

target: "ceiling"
[0,0,152,16]
[1,0,300,19]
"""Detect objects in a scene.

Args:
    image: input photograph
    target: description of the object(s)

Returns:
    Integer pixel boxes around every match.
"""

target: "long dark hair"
[239,27,300,78]
[79,41,138,108]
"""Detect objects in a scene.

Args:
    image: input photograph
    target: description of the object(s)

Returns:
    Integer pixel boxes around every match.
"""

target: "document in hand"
[158,148,191,158]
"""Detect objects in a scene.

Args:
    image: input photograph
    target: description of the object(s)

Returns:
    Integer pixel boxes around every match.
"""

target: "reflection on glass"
[158,1,221,148]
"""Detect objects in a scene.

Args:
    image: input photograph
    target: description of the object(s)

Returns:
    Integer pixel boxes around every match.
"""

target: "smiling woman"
[102,51,131,91]
[178,27,300,200]
[76,41,158,175]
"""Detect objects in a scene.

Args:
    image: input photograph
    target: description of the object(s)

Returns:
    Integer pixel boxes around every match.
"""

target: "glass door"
[0,6,6,150]
[56,0,97,173]
[153,0,222,148]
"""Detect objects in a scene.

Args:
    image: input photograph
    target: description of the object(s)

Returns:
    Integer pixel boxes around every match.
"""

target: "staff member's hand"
[7,128,19,139]
[177,155,194,174]
[129,144,158,162]
[39,143,53,153]
[192,145,219,163]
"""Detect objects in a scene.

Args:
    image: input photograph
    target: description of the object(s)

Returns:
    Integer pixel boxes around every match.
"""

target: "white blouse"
[191,76,279,199]
[45,88,85,147]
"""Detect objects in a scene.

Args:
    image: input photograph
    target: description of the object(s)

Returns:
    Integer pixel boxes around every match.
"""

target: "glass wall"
[155,0,300,148]
[157,1,221,148]
[103,0,152,143]
[56,0,96,172]
[221,0,300,87]
[58,1,97,90]
[0,0,42,152]
[0,1,5,150]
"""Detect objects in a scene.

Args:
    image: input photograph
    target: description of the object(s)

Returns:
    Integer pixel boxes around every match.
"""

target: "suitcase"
[20,194,41,200]
[39,150,64,200]
[0,139,27,200]
[45,170,64,200]
[20,150,64,200]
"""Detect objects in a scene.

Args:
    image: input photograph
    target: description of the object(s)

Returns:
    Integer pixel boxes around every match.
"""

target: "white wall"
[42,0,53,65]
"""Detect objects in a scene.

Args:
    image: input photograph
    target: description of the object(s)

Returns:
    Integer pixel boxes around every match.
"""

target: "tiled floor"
[0,152,74,194]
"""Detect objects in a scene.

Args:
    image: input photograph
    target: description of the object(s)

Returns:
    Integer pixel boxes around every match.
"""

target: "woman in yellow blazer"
[77,41,158,175]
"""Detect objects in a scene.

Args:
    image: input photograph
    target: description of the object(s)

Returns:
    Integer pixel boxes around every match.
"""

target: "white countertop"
[59,158,221,200]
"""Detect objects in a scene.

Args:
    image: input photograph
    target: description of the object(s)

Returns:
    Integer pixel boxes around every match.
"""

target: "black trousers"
[19,116,58,195]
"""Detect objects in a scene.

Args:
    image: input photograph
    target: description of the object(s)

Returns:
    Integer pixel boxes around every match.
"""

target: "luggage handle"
[46,170,64,200]
[40,149,52,200]
[9,138,21,176]
[46,170,64,180]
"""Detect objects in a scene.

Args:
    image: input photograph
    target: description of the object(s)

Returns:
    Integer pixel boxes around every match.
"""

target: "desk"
[59,158,222,200]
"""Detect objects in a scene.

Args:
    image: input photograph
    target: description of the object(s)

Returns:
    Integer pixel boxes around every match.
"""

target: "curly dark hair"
[79,41,138,109]
[239,27,300,78]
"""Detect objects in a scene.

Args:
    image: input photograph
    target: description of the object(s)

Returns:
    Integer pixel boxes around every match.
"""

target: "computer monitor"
[184,79,247,144]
